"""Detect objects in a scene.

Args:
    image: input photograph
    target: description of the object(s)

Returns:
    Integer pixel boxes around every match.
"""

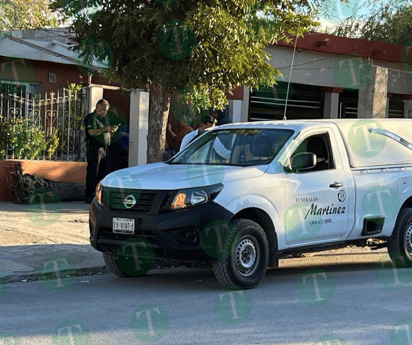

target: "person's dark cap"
[200,114,217,124]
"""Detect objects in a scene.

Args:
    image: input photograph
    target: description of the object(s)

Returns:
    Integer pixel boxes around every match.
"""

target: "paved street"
[2,256,412,345]
[1,201,411,344]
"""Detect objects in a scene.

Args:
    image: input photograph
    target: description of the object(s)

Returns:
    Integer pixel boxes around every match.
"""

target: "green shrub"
[0,117,59,160]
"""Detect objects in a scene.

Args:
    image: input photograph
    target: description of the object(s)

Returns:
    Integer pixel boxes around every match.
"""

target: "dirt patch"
[0,226,57,246]
[0,201,91,246]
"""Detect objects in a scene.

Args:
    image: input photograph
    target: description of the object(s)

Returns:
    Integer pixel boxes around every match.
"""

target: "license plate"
[113,218,135,234]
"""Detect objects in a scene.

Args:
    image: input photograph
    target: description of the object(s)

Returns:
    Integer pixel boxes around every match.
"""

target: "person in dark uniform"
[84,99,118,203]
[110,123,129,171]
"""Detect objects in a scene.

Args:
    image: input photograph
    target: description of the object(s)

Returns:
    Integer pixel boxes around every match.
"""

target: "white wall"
[264,46,412,94]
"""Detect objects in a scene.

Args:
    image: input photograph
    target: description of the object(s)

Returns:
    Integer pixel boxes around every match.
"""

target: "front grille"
[108,189,157,213]
[99,227,160,248]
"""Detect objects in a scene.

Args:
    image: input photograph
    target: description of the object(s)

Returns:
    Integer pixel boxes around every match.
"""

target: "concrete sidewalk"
[0,201,106,281]
[0,244,106,282]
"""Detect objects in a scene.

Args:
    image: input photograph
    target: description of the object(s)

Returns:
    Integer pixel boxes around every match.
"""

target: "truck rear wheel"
[103,252,132,278]
[387,208,412,267]
[213,219,269,289]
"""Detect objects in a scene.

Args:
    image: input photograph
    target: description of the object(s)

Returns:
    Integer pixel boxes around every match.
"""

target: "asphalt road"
[1,256,412,345]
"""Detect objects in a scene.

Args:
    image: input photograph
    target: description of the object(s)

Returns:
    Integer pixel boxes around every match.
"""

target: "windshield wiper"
[368,127,412,151]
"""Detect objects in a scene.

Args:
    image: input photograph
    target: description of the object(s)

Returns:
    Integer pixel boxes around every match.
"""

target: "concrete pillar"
[358,66,389,118]
[87,86,103,113]
[402,95,412,118]
[321,87,343,118]
[129,91,149,167]
[240,86,250,122]
[229,100,243,123]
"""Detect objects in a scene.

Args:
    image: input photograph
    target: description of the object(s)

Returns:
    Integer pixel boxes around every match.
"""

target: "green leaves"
[62,0,317,109]
[56,0,319,162]
[333,2,411,45]
[3,120,49,160]
[0,0,59,32]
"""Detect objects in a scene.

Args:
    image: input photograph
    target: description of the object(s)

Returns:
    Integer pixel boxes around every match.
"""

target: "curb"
[3,264,185,284]
[3,266,109,284]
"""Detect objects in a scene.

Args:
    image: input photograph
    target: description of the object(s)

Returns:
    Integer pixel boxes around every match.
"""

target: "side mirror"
[288,152,317,172]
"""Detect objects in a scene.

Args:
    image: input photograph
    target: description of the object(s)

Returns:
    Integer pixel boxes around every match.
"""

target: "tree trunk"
[147,83,172,163]
[8,163,85,203]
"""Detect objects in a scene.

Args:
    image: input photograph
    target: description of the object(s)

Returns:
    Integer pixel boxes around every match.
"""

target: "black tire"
[387,208,412,267]
[103,252,132,278]
[213,219,269,289]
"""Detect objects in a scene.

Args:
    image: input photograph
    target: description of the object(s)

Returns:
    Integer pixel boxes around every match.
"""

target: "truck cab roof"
[215,119,412,169]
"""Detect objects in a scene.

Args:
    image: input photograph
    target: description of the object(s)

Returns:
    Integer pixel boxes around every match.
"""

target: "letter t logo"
[135,308,161,337]
[287,206,310,236]
[302,272,328,301]
[219,291,245,320]
[0,336,18,345]
[43,258,69,287]
[57,324,83,345]
[395,324,412,345]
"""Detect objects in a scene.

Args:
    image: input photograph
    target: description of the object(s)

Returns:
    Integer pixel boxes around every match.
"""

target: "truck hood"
[102,162,267,190]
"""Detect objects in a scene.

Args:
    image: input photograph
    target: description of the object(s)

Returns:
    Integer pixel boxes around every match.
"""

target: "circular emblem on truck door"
[124,195,136,209]
[338,190,346,202]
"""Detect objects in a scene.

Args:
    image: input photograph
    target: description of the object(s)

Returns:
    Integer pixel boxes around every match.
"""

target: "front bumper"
[89,199,234,264]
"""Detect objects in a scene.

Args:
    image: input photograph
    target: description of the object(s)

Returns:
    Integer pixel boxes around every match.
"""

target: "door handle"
[329,182,343,189]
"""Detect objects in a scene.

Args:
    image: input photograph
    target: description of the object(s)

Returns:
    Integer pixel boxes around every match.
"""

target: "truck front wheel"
[387,208,412,267]
[103,252,131,278]
[213,219,269,289]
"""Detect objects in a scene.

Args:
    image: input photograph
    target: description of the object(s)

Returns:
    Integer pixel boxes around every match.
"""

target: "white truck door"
[283,128,352,246]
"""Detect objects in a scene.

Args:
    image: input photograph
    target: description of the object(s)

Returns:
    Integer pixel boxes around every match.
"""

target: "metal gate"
[0,86,88,161]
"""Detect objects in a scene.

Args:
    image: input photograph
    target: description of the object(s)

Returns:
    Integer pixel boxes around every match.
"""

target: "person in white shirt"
[179,114,231,161]
[180,114,216,152]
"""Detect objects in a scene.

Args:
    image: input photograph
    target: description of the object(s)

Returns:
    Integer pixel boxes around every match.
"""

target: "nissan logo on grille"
[124,195,136,209]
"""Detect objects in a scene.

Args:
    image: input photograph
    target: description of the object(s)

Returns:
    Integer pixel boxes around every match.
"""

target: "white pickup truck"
[89,119,412,289]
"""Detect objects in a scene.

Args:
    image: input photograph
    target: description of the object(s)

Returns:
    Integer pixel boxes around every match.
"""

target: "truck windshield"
[169,128,294,166]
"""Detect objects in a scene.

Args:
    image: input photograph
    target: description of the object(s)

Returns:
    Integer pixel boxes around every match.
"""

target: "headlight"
[170,184,223,211]
[95,182,103,205]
